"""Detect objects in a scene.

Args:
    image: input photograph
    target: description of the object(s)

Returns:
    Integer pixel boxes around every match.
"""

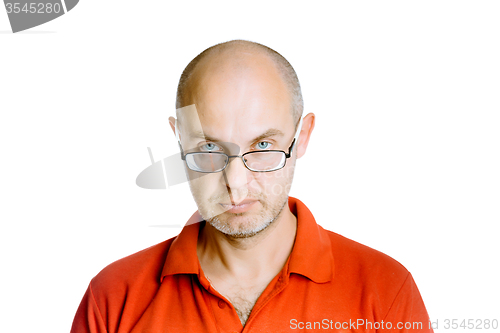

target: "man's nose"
[222,156,251,201]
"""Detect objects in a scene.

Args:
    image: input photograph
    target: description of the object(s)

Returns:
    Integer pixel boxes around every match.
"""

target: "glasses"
[176,118,303,173]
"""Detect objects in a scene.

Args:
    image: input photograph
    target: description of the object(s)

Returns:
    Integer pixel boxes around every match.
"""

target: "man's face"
[178,51,298,238]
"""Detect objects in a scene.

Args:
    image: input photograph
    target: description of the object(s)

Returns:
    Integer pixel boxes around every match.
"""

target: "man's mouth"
[219,199,258,214]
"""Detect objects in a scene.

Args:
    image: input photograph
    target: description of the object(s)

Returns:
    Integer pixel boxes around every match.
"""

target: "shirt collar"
[160,197,334,284]
[286,197,334,283]
[160,211,202,280]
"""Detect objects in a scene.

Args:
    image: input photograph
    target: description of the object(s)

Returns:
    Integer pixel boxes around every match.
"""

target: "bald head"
[175,40,303,124]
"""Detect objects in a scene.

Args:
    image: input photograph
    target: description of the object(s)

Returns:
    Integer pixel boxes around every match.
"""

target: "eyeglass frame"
[175,117,303,173]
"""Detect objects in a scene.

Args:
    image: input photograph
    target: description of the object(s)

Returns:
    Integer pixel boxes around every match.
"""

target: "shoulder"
[312,227,431,324]
[72,237,180,331]
[322,226,410,286]
[90,237,176,295]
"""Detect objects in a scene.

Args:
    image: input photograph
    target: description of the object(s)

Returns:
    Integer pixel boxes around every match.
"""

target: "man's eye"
[200,143,220,151]
[256,142,272,150]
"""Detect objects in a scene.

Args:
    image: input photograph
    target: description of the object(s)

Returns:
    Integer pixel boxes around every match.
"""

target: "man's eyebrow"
[188,131,221,142]
[252,129,285,142]
[187,129,285,142]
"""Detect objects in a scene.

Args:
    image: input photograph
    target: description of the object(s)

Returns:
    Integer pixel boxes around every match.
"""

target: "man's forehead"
[176,104,291,142]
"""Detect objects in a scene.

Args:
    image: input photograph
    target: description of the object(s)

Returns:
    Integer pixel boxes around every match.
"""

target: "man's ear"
[296,113,315,159]
[168,117,177,138]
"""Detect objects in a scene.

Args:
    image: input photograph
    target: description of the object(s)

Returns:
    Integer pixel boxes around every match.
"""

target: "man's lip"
[219,199,258,206]
[219,200,258,213]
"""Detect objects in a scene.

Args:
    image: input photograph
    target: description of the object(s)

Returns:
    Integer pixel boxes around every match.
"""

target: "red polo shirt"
[71,197,433,333]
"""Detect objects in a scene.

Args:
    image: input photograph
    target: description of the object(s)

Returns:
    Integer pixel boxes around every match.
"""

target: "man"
[71,40,433,332]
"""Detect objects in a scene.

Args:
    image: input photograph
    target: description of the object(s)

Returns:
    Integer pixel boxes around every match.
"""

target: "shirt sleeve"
[380,272,433,333]
[70,282,108,333]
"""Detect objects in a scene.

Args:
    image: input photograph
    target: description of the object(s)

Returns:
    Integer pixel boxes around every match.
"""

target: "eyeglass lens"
[185,151,286,172]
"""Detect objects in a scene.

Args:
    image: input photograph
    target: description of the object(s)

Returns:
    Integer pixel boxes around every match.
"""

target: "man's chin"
[206,213,272,239]
[212,221,272,239]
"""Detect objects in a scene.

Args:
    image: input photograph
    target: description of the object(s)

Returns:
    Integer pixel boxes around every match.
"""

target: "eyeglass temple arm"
[286,117,303,157]
[175,120,186,160]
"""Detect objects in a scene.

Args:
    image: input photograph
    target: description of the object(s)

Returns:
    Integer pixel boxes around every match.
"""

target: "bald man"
[71,40,433,333]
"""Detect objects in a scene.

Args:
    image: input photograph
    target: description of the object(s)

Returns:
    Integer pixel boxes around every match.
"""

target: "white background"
[1,1,499,332]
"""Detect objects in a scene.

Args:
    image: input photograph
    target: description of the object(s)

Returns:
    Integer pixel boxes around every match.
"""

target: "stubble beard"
[191,180,294,238]
[206,195,289,238]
